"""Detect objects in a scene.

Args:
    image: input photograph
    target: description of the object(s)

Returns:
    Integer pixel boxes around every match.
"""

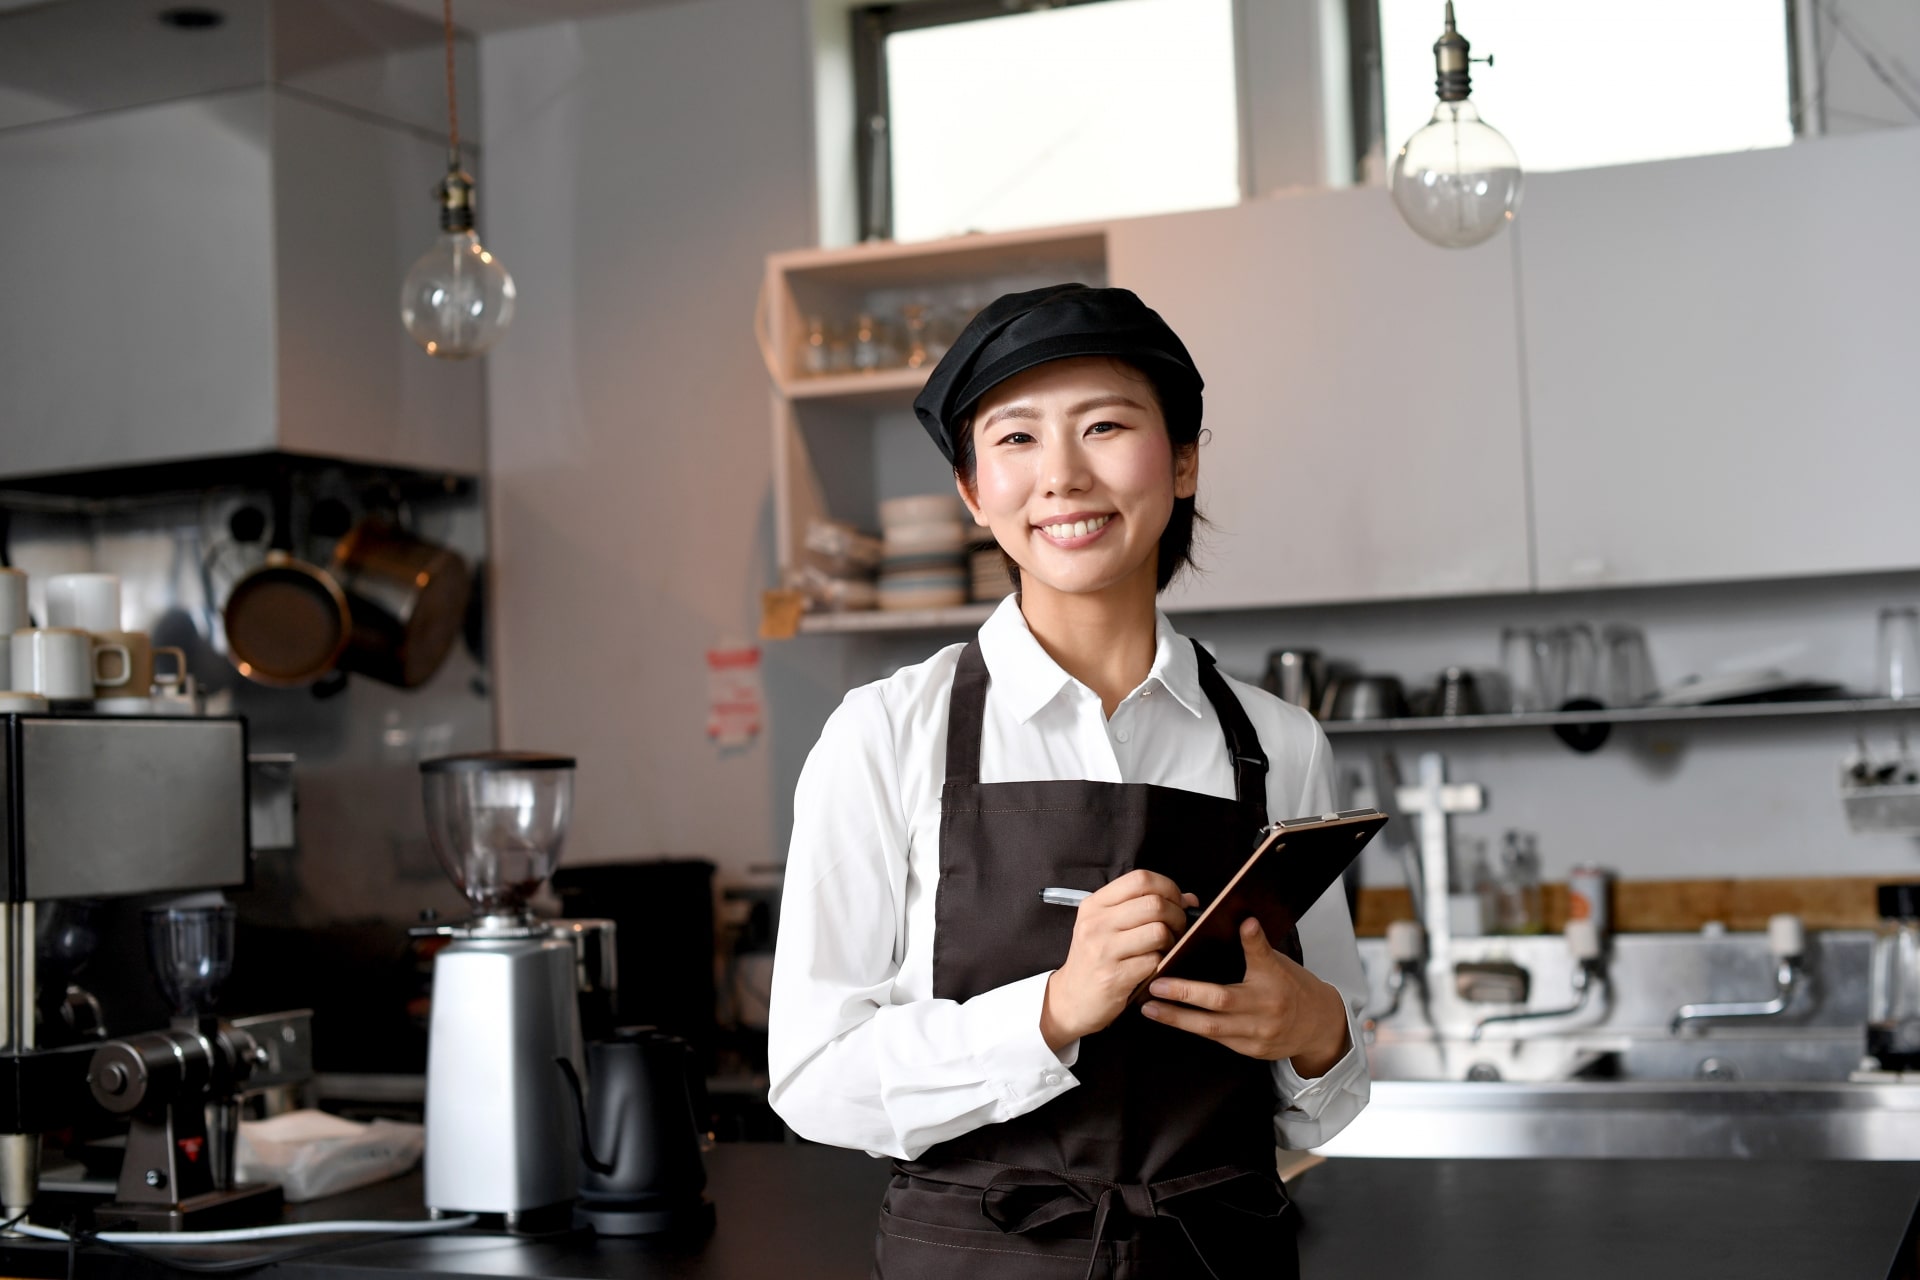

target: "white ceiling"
[380,0,687,33]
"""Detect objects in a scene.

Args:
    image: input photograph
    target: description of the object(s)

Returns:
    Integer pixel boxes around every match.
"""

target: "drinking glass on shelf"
[852,314,885,371]
[800,316,830,376]
[1601,623,1657,707]
[901,303,931,369]
[1879,606,1920,700]
[1498,626,1538,712]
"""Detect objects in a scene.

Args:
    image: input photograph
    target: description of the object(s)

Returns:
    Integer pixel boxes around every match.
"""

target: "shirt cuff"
[1273,1000,1365,1110]
[958,971,1080,1111]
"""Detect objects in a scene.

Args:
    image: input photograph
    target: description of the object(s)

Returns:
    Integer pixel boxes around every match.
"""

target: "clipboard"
[1128,807,1388,1007]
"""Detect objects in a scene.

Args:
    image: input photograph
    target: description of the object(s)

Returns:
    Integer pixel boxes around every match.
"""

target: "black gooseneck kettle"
[562,1027,716,1236]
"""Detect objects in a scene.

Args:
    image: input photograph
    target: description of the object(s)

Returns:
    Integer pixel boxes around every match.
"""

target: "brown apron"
[873,638,1301,1280]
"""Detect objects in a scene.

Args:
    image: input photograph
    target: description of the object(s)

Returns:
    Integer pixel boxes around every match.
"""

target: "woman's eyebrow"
[1067,395,1147,415]
[980,404,1040,429]
[979,395,1146,429]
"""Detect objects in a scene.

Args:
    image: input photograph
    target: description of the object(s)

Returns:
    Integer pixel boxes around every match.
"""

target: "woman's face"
[956,356,1197,600]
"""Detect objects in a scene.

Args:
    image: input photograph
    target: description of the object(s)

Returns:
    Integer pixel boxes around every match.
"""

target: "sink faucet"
[1471,921,1607,1041]
[1362,920,1427,1040]
[1670,914,1806,1034]
[1392,752,1486,977]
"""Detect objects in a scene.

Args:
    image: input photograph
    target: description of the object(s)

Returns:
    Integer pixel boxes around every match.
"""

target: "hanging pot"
[329,517,473,689]
[222,481,353,687]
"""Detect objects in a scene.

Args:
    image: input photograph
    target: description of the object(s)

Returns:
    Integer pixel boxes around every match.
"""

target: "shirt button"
[1142,687,1154,697]
[1044,1072,1062,1087]
[1114,729,1130,743]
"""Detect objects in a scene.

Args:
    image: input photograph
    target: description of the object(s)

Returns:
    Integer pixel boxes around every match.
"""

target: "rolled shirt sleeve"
[767,686,1077,1160]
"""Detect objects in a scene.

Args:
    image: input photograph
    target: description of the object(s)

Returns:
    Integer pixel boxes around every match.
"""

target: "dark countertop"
[4,1146,1917,1279]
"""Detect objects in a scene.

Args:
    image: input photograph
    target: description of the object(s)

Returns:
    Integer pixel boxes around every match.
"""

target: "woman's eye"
[996,431,1035,446]
[1086,421,1123,436]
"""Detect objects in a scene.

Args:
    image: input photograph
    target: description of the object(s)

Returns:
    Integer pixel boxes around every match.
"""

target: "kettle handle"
[554,1056,617,1177]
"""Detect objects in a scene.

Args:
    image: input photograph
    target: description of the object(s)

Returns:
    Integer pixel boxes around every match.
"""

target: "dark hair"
[952,358,1203,593]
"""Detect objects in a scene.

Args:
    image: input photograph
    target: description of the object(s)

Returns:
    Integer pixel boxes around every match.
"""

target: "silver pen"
[1041,887,1202,922]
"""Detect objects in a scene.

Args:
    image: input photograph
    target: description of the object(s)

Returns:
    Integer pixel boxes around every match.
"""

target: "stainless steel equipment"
[0,713,311,1224]
[1868,883,1920,1069]
[417,751,587,1231]
[87,905,284,1230]
[1671,913,1807,1033]
[1341,927,1908,1158]
[1262,649,1327,713]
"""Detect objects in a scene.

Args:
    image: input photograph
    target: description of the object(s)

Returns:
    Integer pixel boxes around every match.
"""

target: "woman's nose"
[1041,437,1091,496]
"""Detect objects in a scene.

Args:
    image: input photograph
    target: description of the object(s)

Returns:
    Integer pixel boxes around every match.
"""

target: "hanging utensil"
[222,477,351,687]
[329,517,472,689]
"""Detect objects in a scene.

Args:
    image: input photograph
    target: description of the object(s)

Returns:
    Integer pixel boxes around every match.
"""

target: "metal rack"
[1321,697,1920,735]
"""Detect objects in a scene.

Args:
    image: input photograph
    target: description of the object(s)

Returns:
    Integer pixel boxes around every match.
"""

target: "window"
[1376,0,1794,174]
[856,0,1240,243]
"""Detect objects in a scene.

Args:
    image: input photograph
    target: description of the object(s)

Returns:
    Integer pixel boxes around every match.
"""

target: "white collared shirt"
[768,595,1370,1161]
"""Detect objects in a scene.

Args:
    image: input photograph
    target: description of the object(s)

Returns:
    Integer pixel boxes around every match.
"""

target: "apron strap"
[1190,642,1269,819]
[944,639,991,788]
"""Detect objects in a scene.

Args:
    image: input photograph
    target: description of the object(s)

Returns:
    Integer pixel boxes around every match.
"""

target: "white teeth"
[1041,515,1109,539]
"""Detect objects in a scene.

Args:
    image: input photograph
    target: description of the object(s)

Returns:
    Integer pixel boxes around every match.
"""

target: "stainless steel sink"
[1328,930,1917,1158]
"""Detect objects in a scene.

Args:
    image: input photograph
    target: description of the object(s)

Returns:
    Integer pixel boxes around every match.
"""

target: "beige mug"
[12,628,118,700]
[0,692,48,713]
[91,631,185,698]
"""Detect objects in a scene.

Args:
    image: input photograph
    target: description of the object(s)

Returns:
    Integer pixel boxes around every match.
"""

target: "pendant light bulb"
[1389,2,1521,249]
[401,164,516,359]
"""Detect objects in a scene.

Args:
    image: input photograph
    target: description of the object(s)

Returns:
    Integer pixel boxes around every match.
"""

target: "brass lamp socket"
[437,165,478,234]
[1433,1,1474,103]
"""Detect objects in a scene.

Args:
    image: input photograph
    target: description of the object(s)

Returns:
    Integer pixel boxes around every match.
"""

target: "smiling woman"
[769,283,1370,1280]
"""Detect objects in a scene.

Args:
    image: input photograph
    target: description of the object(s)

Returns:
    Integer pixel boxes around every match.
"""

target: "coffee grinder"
[417,752,588,1231]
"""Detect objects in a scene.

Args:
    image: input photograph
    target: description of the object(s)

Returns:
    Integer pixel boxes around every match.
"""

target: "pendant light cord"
[442,0,460,163]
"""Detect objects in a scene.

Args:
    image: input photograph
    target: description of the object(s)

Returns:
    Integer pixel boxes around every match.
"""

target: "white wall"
[480,0,821,873]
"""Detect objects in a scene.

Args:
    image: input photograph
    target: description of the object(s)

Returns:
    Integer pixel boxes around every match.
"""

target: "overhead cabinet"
[765,128,1920,629]
[1519,127,1920,591]
[1107,191,1532,611]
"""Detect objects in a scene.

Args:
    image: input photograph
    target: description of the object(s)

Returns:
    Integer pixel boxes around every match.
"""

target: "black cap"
[1880,883,1920,920]
[421,751,576,774]
[912,283,1203,465]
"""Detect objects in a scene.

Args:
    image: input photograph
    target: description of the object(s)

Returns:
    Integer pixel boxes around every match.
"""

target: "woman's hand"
[1040,870,1195,1053]
[1140,918,1352,1076]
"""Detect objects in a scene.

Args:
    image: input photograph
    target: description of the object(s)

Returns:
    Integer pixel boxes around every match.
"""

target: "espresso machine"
[417,751,611,1232]
[0,712,309,1227]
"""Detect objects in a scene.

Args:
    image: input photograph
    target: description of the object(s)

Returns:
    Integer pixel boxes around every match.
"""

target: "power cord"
[11,1214,478,1278]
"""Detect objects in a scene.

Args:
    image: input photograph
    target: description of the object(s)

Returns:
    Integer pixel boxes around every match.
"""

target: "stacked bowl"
[970,545,1012,601]
[878,495,969,611]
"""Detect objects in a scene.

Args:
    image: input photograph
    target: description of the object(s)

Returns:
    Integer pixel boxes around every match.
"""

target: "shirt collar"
[976,596,1210,723]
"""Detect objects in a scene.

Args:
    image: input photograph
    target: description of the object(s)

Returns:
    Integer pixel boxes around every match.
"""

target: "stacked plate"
[970,544,1011,601]
[878,495,968,610]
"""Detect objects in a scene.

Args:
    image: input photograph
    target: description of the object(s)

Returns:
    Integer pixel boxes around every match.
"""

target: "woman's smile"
[1034,512,1115,547]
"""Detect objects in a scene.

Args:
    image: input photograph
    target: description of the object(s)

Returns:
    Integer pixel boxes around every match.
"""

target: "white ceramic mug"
[45,573,121,633]
[12,628,117,700]
[0,693,49,713]
[0,568,27,638]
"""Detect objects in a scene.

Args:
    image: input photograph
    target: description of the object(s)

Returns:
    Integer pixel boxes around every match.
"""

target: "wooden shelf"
[786,367,928,409]
[797,603,998,634]
[1321,696,1919,734]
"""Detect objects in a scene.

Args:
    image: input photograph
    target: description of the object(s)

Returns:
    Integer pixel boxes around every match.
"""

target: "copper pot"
[329,518,472,688]
[223,484,352,687]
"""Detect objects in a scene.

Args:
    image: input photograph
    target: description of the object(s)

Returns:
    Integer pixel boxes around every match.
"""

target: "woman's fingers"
[1145,976,1232,1011]
[1109,920,1176,960]
[1089,868,1185,907]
